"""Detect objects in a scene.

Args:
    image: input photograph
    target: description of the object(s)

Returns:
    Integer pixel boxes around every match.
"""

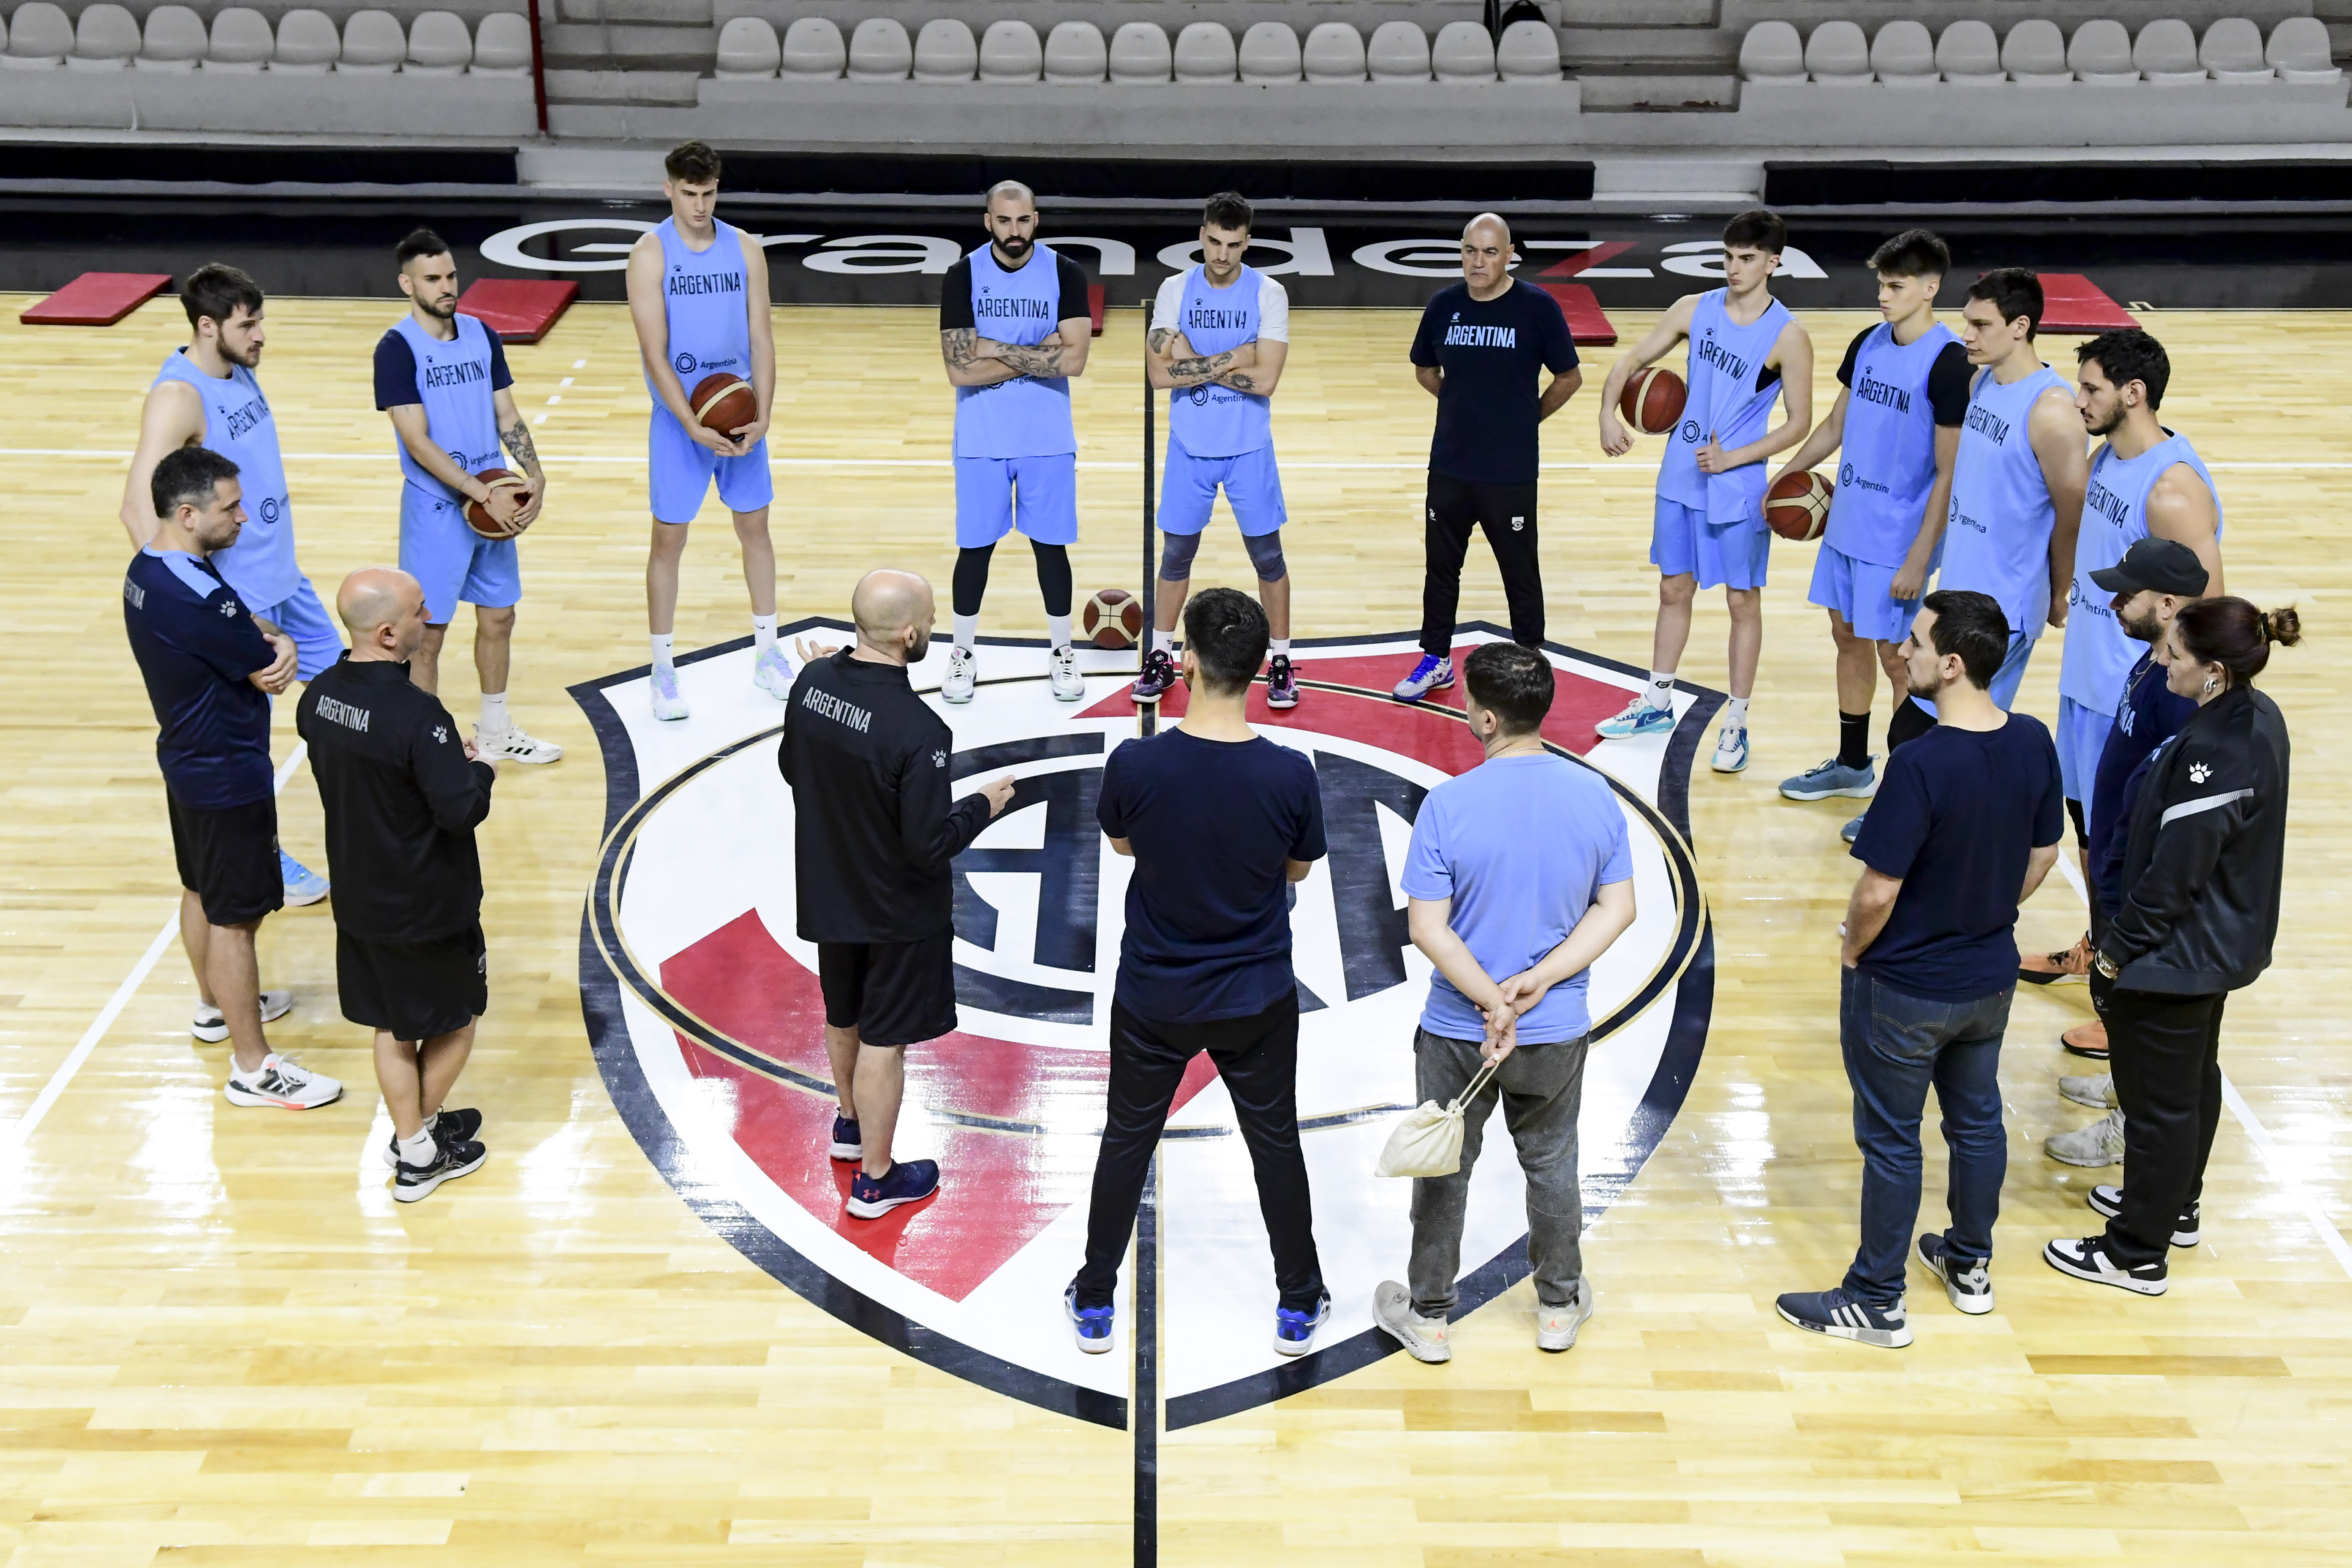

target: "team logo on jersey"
[259,496,281,525]
[570,625,1719,1430]
[674,351,699,376]
[1840,461,1857,487]
[1680,419,1702,444]
[1185,386,1212,405]
[2190,761,2211,783]
[434,726,449,744]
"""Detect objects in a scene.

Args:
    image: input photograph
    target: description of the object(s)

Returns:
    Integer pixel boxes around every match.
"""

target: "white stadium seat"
[272,8,340,72]
[714,16,779,79]
[68,3,140,70]
[406,10,472,75]
[1935,20,2002,84]
[2006,19,2073,86]
[4,1,70,68]
[781,16,844,78]
[1238,22,1300,85]
[979,19,1040,82]
[2134,19,2207,84]
[1366,21,1429,82]
[473,11,531,74]
[1109,22,1170,84]
[847,17,912,82]
[2200,18,2273,83]
[137,5,207,71]
[1870,19,1936,86]
[1172,22,1235,84]
[2066,19,2134,83]
[1432,21,1495,83]
[1496,19,1560,82]
[2268,16,2344,85]
[1043,20,1105,83]
[205,6,273,72]
[339,9,407,73]
[1738,20,1805,83]
[1804,20,1870,86]
[1301,21,1364,84]
[913,18,977,83]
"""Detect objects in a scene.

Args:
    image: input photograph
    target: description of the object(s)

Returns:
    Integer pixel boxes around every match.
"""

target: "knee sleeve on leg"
[1158,530,1202,583]
[1029,541,1073,617]
[952,545,995,618]
[1242,529,1287,583]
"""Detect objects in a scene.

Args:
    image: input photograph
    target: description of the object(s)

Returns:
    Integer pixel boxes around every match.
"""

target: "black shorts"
[168,792,283,927]
[817,934,956,1048]
[338,923,487,1041]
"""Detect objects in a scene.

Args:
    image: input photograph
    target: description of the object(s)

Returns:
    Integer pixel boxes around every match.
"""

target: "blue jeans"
[1840,966,2013,1304]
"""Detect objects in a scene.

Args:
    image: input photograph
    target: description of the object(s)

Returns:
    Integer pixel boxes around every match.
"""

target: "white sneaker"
[941,645,976,705]
[1048,644,1085,702]
[191,991,293,1043]
[223,1052,342,1110]
[2059,1072,2117,1109]
[753,644,796,701]
[477,723,563,765]
[1536,1278,1595,1352]
[2045,1107,2126,1168]
[1593,694,1675,740]
[1372,1280,1451,1363]
[649,662,689,722]
[1711,724,1749,773]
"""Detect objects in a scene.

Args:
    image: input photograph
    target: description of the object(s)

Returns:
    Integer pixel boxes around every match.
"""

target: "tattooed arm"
[942,328,1024,388]
[1148,327,1258,390]
[492,385,545,526]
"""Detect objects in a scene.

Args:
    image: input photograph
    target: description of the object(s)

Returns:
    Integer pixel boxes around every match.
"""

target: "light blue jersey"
[954,243,1076,460]
[1656,288,1791,526]
[1941,363,2073,642]
[1824,320,1962,568]
[150,350,299,607]
[649,216,753,391]
[1168,263,1272,458]
[389,312,504,504]
[2058,432,2222,713]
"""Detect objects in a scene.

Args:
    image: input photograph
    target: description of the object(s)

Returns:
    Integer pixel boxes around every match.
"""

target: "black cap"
[2089,537,2209,598]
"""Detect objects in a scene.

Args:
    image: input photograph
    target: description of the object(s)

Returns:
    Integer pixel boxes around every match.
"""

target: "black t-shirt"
[1853,715,2065,1000]
[937,249,1092,332]
[1410,279,1579,485]
[1838,326,1971,425]
[1098,729,1327,1024]
[372,323,512,409]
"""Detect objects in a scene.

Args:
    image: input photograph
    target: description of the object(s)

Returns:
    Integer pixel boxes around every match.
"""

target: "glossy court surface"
[2,289,2348,1565]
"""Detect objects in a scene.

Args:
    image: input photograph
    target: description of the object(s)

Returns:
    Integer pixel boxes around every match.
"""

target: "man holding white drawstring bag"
[1373,641,1638,1362]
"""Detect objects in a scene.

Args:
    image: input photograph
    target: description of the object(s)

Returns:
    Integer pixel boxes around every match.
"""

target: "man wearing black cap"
[2043,536,2208,1168]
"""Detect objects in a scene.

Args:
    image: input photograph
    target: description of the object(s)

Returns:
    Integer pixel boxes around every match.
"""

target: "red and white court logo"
[573,625,1717,1429]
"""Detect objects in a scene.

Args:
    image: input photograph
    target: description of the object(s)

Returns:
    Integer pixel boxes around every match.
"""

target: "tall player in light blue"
[937,180,1095,705]
[626,140,789,722]
[1135,191,1298,708]
[122,264,337,913]
[374,229,561,765]
[1939,269,2088,713]
[1595,208,1814,772]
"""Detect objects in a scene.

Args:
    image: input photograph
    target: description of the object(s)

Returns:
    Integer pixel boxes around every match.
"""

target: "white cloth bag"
[1375,1056,1502,1179]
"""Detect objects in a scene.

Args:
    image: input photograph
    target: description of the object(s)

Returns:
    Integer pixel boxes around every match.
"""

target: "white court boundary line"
[0,744,310,1157]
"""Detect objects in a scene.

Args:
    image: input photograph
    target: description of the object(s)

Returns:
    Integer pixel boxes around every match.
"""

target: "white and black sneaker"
[222,1052,342,1110]
[1048,644,1085,702]
[941,645,977,705]
[381,1108,484,1168]
[2087,1185,2200,1247]
[394,1134,487,1203]
[2043,1234,2168,1295]
[1916,1234,1994,1315]
[191,991,294,1043]
[1775,1287,1911,1348]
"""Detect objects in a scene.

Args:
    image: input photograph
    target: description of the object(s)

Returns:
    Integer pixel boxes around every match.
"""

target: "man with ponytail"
[2045,597,2296,1296]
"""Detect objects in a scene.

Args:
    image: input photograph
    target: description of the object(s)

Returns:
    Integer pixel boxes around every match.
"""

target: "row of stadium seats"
[0,2,531,73]
[710,14,1561,83]
[1740,15,2341,86]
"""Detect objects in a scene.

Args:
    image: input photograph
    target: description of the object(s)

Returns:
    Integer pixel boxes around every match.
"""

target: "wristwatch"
[2092,949,2121,981]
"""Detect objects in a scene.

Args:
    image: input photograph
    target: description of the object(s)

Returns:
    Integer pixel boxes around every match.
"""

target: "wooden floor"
[3,294,2349,1565]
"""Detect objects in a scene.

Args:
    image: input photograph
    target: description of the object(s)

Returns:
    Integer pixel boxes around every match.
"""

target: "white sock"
[1046,613,1073,653]
[1271,638,1291,659]
[650,633,675,667]
[752,614,776,653]
[396,1128,437,1167]
[1645,670,1675,710]
[953,613,978,650]
[1152,628,1176,656]
[479,691,509,735]
[1724,696,1750,729]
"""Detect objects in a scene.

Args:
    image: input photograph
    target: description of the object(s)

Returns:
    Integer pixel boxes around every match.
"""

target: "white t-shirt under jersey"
[1150,270,1291,344]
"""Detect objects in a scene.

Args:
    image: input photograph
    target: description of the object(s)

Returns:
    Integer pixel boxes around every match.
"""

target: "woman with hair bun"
[2045,596,2298,1296]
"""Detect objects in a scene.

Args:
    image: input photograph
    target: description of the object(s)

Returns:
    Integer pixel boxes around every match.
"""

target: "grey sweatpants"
[1406,1026,1589,1317]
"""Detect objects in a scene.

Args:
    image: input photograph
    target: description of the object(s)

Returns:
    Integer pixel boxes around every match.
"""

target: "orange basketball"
[463,468,531,539]
[690,372,757,436]
[1617,365,1687,436]
[1765,469,1833,542]
[1081,587,1145,650]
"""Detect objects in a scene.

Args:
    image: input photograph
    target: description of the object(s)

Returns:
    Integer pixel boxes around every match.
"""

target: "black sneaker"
[846,1158,941,1219]
[1916,1234,1993,1315]
[1131,648,1179,705]
[381,1107,484,1168]
[1775,1286,1911,1348]
[1265,654,1301,710]
[2042,1234,2167,1295]
[2087,1185,2200,1247]
[394,1135,487,1203]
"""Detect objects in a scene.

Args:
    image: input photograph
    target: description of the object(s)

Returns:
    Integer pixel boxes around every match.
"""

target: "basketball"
[1765,469,1834,542]
[1081,587,1145,649]
[690,372,757,436]
[463,468,532,539]
[1617,365,1687,436]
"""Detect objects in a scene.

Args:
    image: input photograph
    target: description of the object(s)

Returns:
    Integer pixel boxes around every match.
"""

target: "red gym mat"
[1535,281,1619,346]
[455,278,579,343]
[2033,274,2139,334]
[20,272,173,326]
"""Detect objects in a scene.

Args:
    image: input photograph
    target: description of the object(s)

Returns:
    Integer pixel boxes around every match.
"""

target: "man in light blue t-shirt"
[1373,642,1637,1365]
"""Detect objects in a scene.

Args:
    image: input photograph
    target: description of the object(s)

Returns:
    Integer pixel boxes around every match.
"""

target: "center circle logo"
[1186,386,1211,406]
[673,351,699,376]
[259,496,281,525]
[1839,461,1857,486]
[1679,419,1701,444]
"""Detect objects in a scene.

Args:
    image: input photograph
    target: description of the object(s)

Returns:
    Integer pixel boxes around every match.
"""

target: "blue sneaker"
[828,1115,862,1162]
[1778,756,1876,801]
[845,1158,940,1220]
[1390,655,1455,703]
[1840,813,1865,844]
[1064,1285,1114,1355]
[1593,694,1674,740]
[1272,1291,1331,1357]
[1775,1286,1912,1348]
[279,849,328,906]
